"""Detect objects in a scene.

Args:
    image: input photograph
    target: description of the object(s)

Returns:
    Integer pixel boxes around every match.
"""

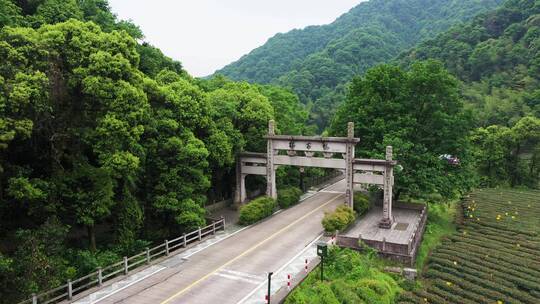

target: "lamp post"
[267,271,273,303]
[317,241,328,281]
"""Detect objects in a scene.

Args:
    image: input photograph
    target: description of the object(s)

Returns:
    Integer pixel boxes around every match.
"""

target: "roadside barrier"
[287,274,291,290]
[19,217,226,304]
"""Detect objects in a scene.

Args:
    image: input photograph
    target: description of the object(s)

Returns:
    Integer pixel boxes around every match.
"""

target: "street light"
[317,241,328,281]
[267,272,273,304]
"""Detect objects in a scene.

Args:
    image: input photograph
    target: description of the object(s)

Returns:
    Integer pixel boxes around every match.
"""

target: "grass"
[285,247,403,304]
[398,188,540,304]
[415,200,458,269]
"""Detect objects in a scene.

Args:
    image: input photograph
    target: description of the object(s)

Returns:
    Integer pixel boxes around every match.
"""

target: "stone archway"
[235,120,397,228]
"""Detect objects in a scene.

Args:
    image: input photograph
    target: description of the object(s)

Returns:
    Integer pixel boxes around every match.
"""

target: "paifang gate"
[235,120,398,229]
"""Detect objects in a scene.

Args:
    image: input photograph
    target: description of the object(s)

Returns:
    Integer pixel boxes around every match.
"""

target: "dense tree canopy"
[0,2,308,302]
[398,0,540,187]
[330,61,473,199]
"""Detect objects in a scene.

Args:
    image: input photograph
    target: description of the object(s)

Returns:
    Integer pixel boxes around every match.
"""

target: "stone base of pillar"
[378,218,393,229]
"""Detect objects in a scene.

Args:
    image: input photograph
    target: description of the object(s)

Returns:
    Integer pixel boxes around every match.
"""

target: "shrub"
[277,187,303,208]
[285,248,401,304]
[239,196,276,225]
[353,192,371,215]
[322,205,356,232]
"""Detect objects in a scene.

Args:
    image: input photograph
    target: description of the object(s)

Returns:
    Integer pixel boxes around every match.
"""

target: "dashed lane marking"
[160,193,343,304]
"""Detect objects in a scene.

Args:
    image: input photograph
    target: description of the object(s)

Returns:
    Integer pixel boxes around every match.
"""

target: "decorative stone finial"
[386,146,393,161]
[347,122,354,138]
[268,120,275,135]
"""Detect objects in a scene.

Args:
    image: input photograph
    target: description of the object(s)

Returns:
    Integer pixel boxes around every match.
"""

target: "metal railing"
[19,218,226,304]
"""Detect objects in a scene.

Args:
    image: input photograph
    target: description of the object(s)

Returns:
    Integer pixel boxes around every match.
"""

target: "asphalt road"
[99,180,346,304]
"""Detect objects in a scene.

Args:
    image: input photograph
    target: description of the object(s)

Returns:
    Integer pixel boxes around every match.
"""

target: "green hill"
[398,0,540,127]
[216,0,504,130]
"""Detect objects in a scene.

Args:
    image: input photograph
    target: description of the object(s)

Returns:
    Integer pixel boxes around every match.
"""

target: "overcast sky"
[108,0,364,77]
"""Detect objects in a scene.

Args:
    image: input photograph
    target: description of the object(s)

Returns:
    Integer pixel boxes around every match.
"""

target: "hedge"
[277,187,303,208]
[322,205,356,233]
[353,192,371,215]
[239,196,276,225]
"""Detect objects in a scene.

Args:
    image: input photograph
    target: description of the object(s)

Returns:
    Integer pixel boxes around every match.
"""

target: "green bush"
[285,248,401,304]
[353,192,371,215]
[277,187,303,208]
[239,196,276,225]
[322,205,356,232]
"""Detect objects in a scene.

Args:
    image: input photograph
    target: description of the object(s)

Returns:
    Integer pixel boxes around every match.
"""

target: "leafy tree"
[58,164,114,251]
[9,218,72,302]
[331,61,472,199]
[0,0,25,27]
[470,125,514,186]
[31,0,83,26]
[137,43,185,77]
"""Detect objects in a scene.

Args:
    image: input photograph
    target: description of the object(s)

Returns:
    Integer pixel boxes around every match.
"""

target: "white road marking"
[236,234,324,304]
[220,269,265,280]
[73,265,166,304]
[77,179,344,304]
[78,228,251,304]
[214,272,264,285]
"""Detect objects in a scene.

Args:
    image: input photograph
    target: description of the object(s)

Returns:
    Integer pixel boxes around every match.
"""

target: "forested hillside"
[0,1,307,302]
[399,0,540,125]
[217,0,504,130]
[329,0,539,201]
[1,0,539,303]
[397,0,540,187]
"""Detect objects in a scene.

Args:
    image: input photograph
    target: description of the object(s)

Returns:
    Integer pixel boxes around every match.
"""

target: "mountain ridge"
[216,0,505,130]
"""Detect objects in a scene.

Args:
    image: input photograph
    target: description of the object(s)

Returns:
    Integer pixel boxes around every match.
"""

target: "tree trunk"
[88,224,96,252]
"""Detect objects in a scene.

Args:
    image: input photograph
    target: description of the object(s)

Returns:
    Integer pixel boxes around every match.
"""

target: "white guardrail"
[19,218,226,304]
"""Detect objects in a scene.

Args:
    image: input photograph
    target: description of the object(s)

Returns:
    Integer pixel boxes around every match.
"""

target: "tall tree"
[331,60,472,199]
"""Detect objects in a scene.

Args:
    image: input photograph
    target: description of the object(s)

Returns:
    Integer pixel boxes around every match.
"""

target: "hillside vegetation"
[0,1,308,302]
[399,188,540,303]
[285,247,402,304]
[398,0,540,127]
[217,0,504,130]
[397,0,540,189]
[0,0,539,303]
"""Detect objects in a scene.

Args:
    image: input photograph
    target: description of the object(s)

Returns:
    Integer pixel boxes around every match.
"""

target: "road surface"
[96,180,346,304]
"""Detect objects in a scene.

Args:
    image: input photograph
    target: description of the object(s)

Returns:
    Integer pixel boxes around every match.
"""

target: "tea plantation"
[399,188,540,304]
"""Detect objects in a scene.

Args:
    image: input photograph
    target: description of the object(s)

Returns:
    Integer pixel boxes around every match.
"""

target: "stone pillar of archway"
[234,156,245,207]
[345,122,355,208]
[266,120,277,199]
[379,146,394,228]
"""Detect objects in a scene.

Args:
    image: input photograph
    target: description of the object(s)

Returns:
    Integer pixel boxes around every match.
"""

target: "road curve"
[99,180,346,304]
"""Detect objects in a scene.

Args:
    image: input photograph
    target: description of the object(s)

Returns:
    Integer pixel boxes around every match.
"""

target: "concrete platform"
[345,205,422,244]
[337,202,427,265]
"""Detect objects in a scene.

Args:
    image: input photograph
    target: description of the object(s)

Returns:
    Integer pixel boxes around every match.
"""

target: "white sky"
[108,0,364,77]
